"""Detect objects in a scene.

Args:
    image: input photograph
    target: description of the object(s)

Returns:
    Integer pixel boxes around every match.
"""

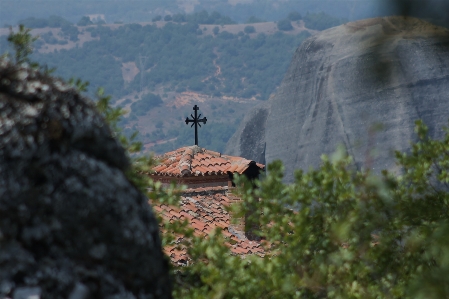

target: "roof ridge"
[151,146,265,177]
[178,147,194,175]
[182,186,228,197]
[204,149,221,157]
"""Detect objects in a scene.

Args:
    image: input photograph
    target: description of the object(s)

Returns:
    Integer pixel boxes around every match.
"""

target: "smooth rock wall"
[227,17,449,182]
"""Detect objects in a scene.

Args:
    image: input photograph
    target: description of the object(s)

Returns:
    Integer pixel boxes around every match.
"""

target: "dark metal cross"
[185,105,207,146]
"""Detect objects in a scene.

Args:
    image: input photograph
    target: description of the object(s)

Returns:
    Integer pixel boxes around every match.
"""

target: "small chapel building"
[149,145,265,265]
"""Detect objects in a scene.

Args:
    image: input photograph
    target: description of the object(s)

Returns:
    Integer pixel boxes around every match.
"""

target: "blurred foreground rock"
[0,58,171,298]
[226,16,449,182]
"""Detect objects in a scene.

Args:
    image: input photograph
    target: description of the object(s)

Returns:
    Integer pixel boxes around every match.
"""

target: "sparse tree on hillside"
[152,15,162,22]
[7,25,38,65]
[247,16,265,23]
[172,13,186,23]
[244,25,256,34]
[77,16,93,26]
[130,92,162,117]
[303,12,344,30]
[288,11,302,21]
[277,18,293,31]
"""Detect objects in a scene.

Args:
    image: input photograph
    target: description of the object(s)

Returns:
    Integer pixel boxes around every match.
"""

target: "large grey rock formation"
[226,17,449,182]
[225,101,270,166]
[0,58,171,298]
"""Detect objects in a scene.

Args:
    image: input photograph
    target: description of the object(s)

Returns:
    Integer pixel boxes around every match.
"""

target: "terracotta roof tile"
[151,145,264,177]
[151,186,265,264]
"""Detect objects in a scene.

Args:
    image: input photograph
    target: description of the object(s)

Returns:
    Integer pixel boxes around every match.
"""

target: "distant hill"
[0,10,349,153]
[0,20,315,55]
[1,10,331,153]
[0,0,378,27]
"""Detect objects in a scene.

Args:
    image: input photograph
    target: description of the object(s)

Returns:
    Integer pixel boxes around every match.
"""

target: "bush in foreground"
[170,120,449,299]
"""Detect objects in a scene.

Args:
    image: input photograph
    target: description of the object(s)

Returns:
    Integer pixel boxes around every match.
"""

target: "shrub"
[130,93,162,116]
[172,13,186,23]
[77,16,93,26]
[152,15,162,22]
[188,80,205,92]
[288,11,302,21]
[218,31,234,40]
[172,120,449,299]
[61,23,79,41]
[246,16,265,23]
[303,12,344,30]
[277,19,293,31]
[244,25,256,34]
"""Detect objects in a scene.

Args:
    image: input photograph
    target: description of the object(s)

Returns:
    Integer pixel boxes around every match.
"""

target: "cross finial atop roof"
[185,105,207,146]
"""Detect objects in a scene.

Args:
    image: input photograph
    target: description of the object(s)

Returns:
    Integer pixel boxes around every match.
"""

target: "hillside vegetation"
[0,11,345,153]
[23,11,315,101]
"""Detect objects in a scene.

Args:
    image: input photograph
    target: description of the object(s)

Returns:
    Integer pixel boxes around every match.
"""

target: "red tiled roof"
[152,145,264,177]
[152,186,264,265]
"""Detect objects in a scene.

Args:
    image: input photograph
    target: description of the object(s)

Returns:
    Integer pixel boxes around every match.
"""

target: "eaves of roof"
[151,145,265,177]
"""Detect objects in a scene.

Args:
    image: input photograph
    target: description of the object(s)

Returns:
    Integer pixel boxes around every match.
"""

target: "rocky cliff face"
[226,16,449,182]
[0,58,171,298]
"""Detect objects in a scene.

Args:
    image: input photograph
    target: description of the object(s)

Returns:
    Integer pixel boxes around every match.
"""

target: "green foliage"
[33,37,124,97]
[172,13,186,23]
[77,16,93,26]
[212,26,220,35]
[152,15,162,22]
[277,19,293,31]
[60,23,79,42]
[186,10,236,25]
[303,12,346,31]
[170,120,449,299]
[247,16,266,24]
[18,15,72,28]
[130,93,162,116]
[215,31,310,100]
[188,80,205,92]
[28,11,311,101]
[244,25,256,34]
[164,15,173,22]
[288,11,302,21]
[7,25,38,65]
[39,32,58,45]
[68,77,89,92]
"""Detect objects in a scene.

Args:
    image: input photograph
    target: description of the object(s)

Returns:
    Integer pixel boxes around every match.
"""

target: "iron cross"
[185,105,207,146]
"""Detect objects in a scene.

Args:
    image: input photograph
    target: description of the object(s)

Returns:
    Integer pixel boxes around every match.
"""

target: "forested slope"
[0,10,340,153]
[27,19,311,101]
